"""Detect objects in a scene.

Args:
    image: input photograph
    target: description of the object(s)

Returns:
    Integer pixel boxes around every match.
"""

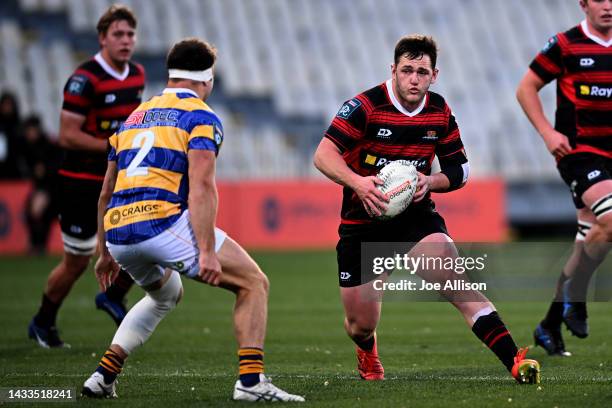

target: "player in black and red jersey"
[314,35,540,384]
[28,5,145,348]
[517,0,612,355]
[517,0,612,356]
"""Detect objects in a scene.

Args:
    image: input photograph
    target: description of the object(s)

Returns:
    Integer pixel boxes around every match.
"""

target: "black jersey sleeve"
[323,97,367,152]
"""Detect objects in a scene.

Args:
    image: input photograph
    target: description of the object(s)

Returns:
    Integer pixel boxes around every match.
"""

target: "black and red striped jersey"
[324,80,467,224]
[530,21,612,159]
[60,52,145,181]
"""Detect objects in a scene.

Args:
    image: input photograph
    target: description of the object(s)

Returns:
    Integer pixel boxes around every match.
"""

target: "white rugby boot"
[81,371,118,398]
[233,374,305,402]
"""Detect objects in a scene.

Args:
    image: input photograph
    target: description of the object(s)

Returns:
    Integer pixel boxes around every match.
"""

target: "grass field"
[1,252,611,407]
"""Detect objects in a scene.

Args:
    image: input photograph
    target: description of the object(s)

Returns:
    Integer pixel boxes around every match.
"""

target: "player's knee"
[240,261,268,294]
[148,271,182,311]
[249,270,269,297]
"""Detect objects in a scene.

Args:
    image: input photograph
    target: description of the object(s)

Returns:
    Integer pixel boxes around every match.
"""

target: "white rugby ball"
[375,160,418,220]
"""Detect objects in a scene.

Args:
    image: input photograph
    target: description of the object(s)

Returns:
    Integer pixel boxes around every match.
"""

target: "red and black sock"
[104,269,134,302]
[472,311,518,371]
[34,294,60,328]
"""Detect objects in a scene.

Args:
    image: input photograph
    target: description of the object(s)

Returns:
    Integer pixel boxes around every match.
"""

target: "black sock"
[104,269,134,302]
[472,312,518,372]
[34,294,60,328]
[355,334,375,352]
[541,301,564,329]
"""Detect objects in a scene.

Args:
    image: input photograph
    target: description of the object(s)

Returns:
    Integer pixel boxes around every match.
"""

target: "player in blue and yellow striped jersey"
[81,38,304,402]
[103,78,224,245]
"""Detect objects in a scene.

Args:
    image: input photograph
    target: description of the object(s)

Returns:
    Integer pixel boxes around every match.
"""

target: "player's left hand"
[412,172,431,203]
[198,250,223,286]
[95,254,120,292]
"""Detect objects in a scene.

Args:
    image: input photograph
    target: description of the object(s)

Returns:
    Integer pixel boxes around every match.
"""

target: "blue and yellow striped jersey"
[104,88,223,245]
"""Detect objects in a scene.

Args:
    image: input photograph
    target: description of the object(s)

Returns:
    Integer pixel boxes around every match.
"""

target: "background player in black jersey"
[314,35,540,384]
[28,5,145,348]
[517,0,612,356]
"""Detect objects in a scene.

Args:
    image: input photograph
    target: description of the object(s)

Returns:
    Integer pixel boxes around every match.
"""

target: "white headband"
[168,68,213,82]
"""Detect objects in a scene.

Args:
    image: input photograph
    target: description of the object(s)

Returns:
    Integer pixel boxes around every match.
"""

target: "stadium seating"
[0,0,583,180]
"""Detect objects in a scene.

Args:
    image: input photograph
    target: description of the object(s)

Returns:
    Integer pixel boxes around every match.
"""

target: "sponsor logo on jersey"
[580,58,595,67]
[588,170,601,180]
[423,130,438,140]
[377,128,392,138]
[123,203,162,217]
[365,154,377,165]
[361,151,427,169]
[337,98,362,119]
[110,203,163,226]
[105,93,117,103]
[578,84,612,98]
[143,109,179,124]
[67,75,88,95]
[125,111,145,126]
[100,120,121,131]
[109,210,121,225]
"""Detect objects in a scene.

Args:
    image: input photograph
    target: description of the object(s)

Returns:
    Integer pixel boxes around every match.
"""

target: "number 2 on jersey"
[126,130,155,177]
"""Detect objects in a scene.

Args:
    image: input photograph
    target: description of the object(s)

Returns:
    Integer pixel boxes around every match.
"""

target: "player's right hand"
[542,129,572,159]
[351,175,389,217]
[198,251,222,286]
[94,254,120,292]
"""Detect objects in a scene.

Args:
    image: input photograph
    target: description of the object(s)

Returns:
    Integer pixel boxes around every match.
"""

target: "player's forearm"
[314,144,360,190]
[428,172,452,192]
[188,182,218,254]
[59,129,108,152]
[516,79,555,138]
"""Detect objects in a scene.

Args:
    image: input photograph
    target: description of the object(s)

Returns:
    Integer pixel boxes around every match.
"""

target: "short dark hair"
[97,5,137,35]
[166,38,217,72]
[394,35,438,69]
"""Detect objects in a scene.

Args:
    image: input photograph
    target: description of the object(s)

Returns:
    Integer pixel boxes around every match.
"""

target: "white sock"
[111,271,182,354]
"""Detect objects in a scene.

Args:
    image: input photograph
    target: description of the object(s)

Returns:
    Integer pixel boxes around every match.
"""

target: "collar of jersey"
[385,79,427,117]
[580,20,612,48]
[162,88,198,98]
[94,52,130,80]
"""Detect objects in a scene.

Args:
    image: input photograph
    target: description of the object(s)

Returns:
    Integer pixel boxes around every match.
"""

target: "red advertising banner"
[0,179,506,254]
[216,181,343,249]
[433,178,507,242]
